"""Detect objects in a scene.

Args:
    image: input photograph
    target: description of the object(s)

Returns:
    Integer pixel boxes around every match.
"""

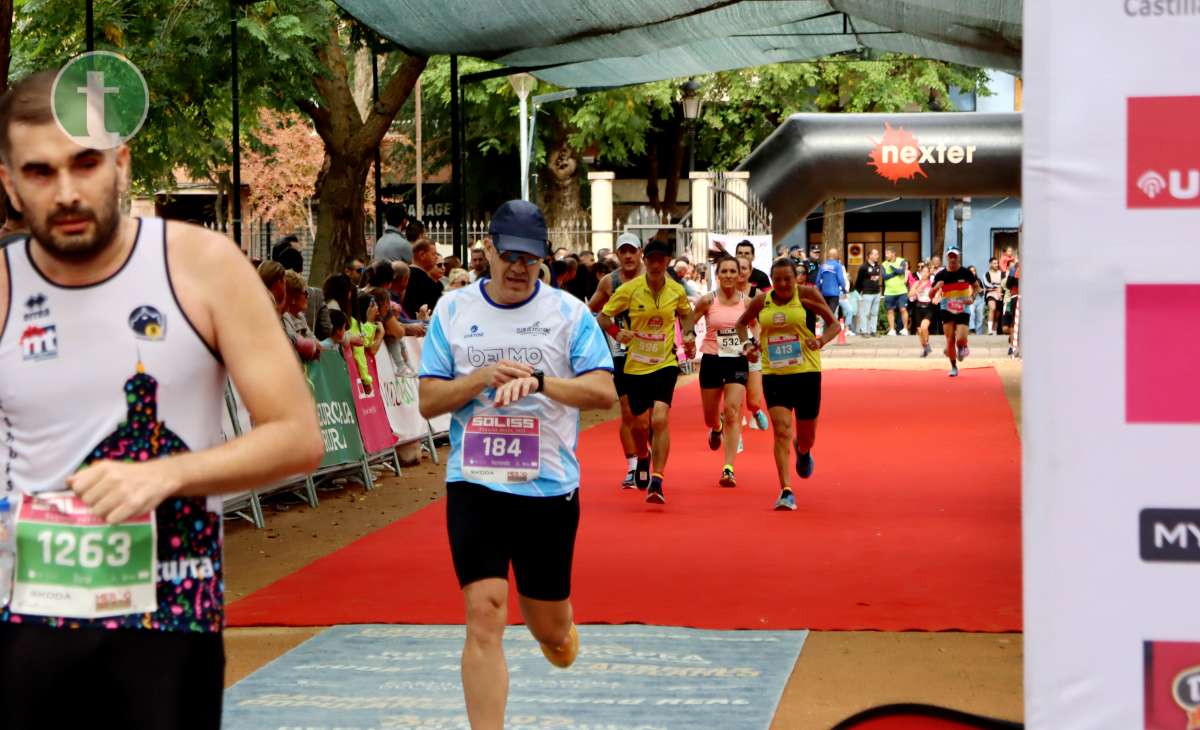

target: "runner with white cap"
[931,248,980,377]
[588,232,645,488]
[419,199,615,730]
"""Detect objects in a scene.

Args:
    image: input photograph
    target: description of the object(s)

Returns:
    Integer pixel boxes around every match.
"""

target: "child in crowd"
[320,309,348,352]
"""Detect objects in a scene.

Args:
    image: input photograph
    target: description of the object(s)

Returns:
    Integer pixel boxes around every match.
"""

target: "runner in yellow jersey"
[597,239,694,504]
[737,258,840,511]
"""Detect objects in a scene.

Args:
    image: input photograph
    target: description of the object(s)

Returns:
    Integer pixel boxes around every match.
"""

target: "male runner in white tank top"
[0,69,324,729]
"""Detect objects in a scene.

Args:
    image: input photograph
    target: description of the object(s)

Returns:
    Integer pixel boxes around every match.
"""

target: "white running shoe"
[887,330,897,336]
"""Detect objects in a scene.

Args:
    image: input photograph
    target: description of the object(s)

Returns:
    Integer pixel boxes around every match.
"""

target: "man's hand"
[404,322,427,337]
[417,304,432,321]
[683,338,696,360]
[743,340,761,362]
[67,461,178,524]
[484,359,534,389]
[493,376,538,407]
[614,329,635,344]
[804,337,821,351]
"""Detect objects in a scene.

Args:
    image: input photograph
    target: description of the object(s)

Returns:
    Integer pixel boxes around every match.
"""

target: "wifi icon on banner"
[1137,170,1167,199]
[1137,168,1166,196]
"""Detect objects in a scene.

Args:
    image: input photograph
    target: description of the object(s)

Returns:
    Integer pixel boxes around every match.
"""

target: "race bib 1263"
[11,492,157,619]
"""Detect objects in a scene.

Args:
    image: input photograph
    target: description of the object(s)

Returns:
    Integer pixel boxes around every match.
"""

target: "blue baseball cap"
[489,200,548,258]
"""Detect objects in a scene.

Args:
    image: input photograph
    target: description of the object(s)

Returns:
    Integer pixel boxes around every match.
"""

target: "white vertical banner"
[375,346,429,446]
[709,233,773,284]
[1024,4,1200,730]
[403,336,452,436]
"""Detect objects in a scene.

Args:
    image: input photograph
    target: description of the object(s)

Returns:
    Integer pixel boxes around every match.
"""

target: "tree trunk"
[295,26,425,283]
[662,115,686,215]
[932,198,949,258]
[0,0,13,226]
[310,154,372,280]
[822,197,845,255]
[645,144,660,212]
[541,127,583,249]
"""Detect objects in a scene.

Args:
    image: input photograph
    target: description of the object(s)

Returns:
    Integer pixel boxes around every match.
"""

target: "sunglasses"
[497,250,542,267]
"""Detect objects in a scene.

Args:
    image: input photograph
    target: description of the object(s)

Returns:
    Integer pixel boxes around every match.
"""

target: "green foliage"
[696,54,991,171]
[9,0,349,192]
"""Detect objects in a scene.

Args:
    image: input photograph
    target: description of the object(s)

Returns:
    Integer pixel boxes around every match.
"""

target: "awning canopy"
[335,1,1022,87]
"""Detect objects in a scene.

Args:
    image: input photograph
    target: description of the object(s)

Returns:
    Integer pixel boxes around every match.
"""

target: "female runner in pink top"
[682,255,751,487]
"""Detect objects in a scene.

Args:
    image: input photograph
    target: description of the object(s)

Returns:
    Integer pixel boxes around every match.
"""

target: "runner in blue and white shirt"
[418,200,615,729]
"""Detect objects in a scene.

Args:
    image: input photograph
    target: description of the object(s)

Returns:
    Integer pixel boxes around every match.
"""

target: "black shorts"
[699,354,749,389]
[612,356,631,398]
[625,366,680,416]
[884,293,908,311]
[0,622,224,730]
[912,303,936,324]
[762,372,822,421]
[941,310,971,327]
[446,482,580,602]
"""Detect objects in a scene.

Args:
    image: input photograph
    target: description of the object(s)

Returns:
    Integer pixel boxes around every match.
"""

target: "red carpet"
[229,367,1021,631]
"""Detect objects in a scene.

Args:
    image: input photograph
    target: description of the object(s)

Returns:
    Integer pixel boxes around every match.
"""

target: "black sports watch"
[531,369,545,394]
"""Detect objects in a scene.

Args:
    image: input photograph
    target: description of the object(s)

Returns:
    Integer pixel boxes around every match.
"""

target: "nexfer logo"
[868,122,977,184]
[1128,96,1200,208]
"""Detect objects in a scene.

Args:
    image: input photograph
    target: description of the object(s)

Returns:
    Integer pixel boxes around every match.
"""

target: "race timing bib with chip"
[10,492,157,619]
[461,413,541,484]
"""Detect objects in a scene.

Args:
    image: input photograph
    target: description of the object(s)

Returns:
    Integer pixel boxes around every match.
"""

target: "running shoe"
[754,410,770,431]
[958,344,970,361]
[948,365,959,377]
[719,466,736,488]
[922,343,931,358]
[774,489,797,511]
[540,623,579,669]
[795,447,815,479]
[707,427,722,451]
[634,455,651,490]
[887,330,897,336]
[737,434,744,454]
[621,470,636,490]
[646,476,666,504]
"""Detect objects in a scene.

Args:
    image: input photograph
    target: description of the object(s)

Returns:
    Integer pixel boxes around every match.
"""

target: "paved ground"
[223,361,1024,729]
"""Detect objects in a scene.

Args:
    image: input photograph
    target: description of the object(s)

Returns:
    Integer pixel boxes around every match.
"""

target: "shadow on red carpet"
[229,367,1021,632]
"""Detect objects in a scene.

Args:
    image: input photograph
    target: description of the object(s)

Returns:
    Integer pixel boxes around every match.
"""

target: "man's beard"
[28,185,121,264]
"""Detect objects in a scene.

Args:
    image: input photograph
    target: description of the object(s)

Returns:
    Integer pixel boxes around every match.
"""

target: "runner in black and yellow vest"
[737,258,840,511]
[597,238,695,505]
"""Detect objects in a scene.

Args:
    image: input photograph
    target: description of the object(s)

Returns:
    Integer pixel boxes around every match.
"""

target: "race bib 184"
[11,492,157,619]
[462,414,541,484]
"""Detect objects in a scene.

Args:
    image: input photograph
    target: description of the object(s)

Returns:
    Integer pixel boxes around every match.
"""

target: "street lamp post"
[509,73,538,201]
[680,78,703,175]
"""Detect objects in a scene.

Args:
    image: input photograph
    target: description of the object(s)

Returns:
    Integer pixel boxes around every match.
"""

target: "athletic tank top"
[602,269,635,358]
[758,289,821,375]
[0,218,228,632]
[700,291,747,357]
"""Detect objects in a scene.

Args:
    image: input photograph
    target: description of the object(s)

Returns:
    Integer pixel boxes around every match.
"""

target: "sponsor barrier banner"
[404,336,451,436]
[376,345,428,445]
[343,345,397,455]
[1025,3,1200,728]
[307,350,366,469]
